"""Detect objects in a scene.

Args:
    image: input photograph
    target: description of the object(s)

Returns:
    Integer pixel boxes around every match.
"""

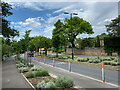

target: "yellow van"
[39,48,45,54]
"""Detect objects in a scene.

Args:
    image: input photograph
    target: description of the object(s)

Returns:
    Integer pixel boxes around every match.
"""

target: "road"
[22,54,119,88]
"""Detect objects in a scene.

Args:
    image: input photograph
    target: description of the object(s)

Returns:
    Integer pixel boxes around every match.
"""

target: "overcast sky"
[3,1,119,41]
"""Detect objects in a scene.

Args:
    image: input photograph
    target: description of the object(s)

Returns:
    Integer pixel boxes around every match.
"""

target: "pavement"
[2,56,33,90]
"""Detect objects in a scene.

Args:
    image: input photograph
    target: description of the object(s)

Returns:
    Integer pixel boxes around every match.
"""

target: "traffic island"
[15,59,77,89]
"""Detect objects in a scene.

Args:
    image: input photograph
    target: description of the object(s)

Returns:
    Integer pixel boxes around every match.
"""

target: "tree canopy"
[106,16,120,37]
[104,16,120,56]
[2,2,19,39]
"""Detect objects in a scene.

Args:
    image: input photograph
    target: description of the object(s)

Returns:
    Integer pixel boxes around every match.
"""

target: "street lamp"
[64,12,78,60]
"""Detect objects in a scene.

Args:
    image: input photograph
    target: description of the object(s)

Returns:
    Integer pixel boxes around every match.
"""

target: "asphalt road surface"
[22,54,119,88]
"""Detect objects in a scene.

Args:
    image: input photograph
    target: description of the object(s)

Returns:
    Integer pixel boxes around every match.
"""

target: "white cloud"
[45,14,65,24]
[9,2,118,40]
[53,5,75,14]
[3,0,120,2]
[16,17,42,28]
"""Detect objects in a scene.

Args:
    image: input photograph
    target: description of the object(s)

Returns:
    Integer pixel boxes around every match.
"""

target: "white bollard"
[102,63,105,83]
[53,58,55,67]
[69,59,71,72]
[44,56,45,64]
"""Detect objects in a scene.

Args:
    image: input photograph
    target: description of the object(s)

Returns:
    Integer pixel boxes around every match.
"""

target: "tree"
[104,16,120,56]
[23,30,31,65]
[106,16,120,37]
[2,2,19,39]
[95,36,100,47]
[29,36,52,55]
[81,37,94,49]
[52,19,66,57]
[75,38,82,48]
[64,17,94,59]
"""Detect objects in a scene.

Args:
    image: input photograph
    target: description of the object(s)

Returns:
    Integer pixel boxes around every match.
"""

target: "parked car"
[28,51,34,57]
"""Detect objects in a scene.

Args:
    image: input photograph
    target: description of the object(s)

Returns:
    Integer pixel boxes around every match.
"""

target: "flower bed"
[15,58,75,89]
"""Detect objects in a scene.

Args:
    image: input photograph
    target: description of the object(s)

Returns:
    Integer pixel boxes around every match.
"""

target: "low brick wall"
[66,48,118,56]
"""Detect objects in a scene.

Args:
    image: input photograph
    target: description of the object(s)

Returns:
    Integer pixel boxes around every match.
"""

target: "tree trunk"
[71,41,75,60]
[56,48,58,57]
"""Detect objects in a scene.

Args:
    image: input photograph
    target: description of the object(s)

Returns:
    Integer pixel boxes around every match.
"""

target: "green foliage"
[55,75,74,88]
[106,16,120,37]
[103,61,111,65]
[89,60,93,63]
[31,66,42,71]
[26,72,34,78]
[35,70,49,77]
[16,63,26,68]
[77,59,88,62]
[19,67,28,73]
[37,80,56,89]
[37,80,46,88]
[47,48,52,51]
[110,62,119,66]
[45,81,56,88]
[58,56,68,59]
[52,19,67,57]
[64,17,94,48]
[104,37,120,56]
[2,2,19,38]
[75,38,82,48]
[81,37,94,49]
[29,63,34,67]
[95,36,100,47]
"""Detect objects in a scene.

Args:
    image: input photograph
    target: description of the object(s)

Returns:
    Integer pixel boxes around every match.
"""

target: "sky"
[3,1,119,41]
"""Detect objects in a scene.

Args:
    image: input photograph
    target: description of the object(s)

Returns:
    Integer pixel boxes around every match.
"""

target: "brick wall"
[66,48,118,56]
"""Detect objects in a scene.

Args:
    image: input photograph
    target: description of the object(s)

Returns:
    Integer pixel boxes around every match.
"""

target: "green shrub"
[77,59,88,62]
[37,80,56,88]
[89,60,93,63]
[29,63,34,67]
[16,60,20,64]
[93,60,101,63]
[55,75,74,88]
[35,70,49,77]
[26,72,34,78]
[77,59,81,62]
[110,57,115,60]
[19,67,29,73]
[110,62,118,66]
[45,81,56,88]
[58,56,68,59]
[114,59,118,62]
[47,48,52,51]
[37,80,46,88]
[103,61,111,65]
[16,63,26,68]
[31,66,43,71]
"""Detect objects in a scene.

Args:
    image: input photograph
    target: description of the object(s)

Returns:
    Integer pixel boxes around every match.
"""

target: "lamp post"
[64,12,78,60]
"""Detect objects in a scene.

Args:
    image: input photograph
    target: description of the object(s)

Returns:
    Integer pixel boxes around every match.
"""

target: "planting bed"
[15,57,75,89]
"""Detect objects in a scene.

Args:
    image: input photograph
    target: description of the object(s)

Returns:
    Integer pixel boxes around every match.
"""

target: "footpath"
[2,56,33,90]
